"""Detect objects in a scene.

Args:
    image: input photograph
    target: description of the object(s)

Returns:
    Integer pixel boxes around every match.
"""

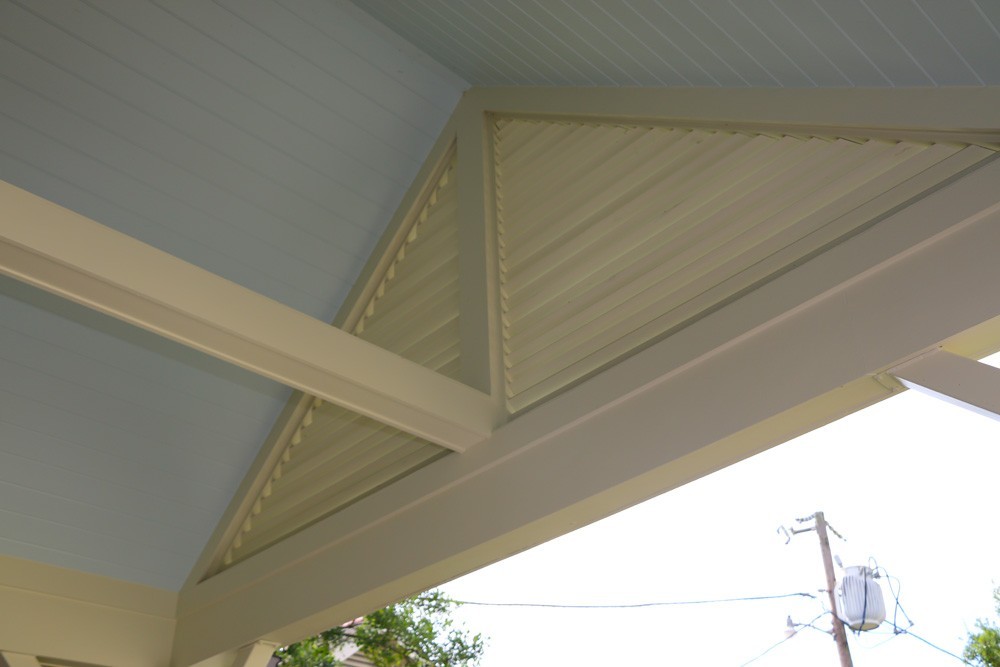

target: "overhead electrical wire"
[737,633,795,666]
[453,592,816,609]
[738,612,826,666]
[897,628,971,665]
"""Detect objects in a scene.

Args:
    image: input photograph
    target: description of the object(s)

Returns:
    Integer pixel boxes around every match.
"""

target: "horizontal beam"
[173,154,1000,664]
[891,349,1000,422]
[464,86,1000,146]
[0,181,494,451]
[0,555,175,667]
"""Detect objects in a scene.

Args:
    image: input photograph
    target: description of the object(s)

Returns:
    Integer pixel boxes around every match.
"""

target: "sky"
[441,356,1000,666]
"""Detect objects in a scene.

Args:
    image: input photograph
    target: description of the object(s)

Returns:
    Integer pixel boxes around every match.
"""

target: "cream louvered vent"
[220,154,460,569]
[355,155,462,378]
[495,118,994,413]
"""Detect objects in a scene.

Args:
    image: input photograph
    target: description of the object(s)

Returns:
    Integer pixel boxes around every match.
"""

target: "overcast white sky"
[442,355,1000,666]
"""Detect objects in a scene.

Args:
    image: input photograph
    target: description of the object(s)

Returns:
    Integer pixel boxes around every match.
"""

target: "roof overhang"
[2,86,1000,667]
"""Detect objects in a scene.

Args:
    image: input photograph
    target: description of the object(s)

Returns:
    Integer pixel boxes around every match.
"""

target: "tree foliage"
[274,590,485,667]
[965,587,1000,667]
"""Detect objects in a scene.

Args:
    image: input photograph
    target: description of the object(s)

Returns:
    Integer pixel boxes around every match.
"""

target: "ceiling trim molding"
[172,154,1000,666]
[0,181,494,452]
[464,86,1000,147]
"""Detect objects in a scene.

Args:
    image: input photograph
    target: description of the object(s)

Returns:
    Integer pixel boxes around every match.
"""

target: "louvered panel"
[509,137,902,340]
[221,153,461,568]
[496,118,996,413]
[237,431,444,557]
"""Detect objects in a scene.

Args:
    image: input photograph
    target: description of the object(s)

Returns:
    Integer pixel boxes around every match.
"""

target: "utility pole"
[782,512,854,667]
[815,512,854,667]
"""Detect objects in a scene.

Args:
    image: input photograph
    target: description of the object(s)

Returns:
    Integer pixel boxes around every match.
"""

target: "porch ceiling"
[0,0,464,590]
[355,0,1000,87]
[1,3,1000,667]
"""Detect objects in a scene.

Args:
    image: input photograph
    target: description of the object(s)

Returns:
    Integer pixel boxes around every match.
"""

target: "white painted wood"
[0,181,492,452]
[172,151,1000,667]
[891,350,1000,422]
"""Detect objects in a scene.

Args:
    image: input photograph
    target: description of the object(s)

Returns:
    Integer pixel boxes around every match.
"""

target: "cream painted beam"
[173,156,1000,666]
[456,100,505,402]
[230,642,278,667]
[1,653,41,667]
[0,181,494,452]
[891,349,1000,422]
[463,86,1000,146]
[0,555,175,667]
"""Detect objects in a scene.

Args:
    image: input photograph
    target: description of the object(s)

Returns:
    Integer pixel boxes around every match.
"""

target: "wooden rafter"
[0,181,494,453]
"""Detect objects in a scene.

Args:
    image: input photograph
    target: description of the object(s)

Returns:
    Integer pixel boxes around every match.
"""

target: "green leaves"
[274,590,485,667]
[964,587,1000,667]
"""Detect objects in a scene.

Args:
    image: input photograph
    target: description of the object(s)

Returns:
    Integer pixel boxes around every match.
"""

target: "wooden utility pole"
[815,512,854,667]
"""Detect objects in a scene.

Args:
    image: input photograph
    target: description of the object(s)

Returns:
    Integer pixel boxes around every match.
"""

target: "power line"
[897,629,970,665]
[453,592,816,610]
[739,612,826,666]
[738,634,795,666]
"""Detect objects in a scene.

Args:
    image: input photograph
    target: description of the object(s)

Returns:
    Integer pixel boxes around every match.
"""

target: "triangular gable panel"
[495,118,995,413]
[216,153,461,571]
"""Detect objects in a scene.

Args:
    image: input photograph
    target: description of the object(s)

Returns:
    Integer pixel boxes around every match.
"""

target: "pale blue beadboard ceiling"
[1,0,997,592]
[0,0,466,590]
[354,0,1000,88]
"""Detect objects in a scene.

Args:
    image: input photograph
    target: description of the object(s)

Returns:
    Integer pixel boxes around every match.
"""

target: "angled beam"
[0,181,494,451]
[173,151,1000,666]
[891,349,1000,422]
